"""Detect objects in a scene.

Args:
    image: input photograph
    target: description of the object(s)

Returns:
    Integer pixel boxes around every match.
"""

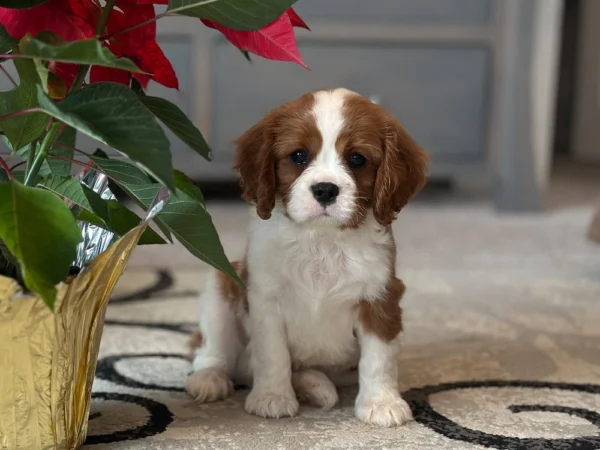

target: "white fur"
[186,89,412,426]
[354,332,413,426]
[287,89,358,224]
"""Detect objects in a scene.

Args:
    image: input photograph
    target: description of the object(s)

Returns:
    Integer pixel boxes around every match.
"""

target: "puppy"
[186,88,428,427]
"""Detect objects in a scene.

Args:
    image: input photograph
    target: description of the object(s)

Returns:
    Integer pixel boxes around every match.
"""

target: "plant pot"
[0,223,147,450]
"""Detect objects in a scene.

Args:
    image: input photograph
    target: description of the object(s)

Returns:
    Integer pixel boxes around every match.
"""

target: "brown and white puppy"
[186,88,428,427]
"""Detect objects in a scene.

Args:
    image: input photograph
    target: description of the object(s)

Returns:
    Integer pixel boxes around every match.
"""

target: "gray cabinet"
[213,42,489,173]
[294,0,491,24]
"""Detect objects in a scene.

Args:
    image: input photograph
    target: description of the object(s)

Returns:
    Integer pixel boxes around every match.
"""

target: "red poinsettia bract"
[96,1,178,89]
[0,0,308,92]
[202,8,309,69]
[0,0,97,42]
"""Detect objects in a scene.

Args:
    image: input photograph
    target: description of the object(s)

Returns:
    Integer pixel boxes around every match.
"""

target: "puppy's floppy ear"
[373,116,429,226]
[233,112,278,220]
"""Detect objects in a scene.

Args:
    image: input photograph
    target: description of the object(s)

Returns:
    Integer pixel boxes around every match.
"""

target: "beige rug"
[85,204,600,450]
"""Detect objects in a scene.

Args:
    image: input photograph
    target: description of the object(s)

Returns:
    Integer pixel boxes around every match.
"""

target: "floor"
[84,163,600,449]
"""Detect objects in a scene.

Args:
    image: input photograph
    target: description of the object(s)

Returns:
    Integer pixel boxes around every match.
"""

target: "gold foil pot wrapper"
[0,188,170,450]
[0,224,144,449]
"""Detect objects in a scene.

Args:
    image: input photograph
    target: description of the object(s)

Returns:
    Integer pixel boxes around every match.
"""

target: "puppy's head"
[234,88,428,227]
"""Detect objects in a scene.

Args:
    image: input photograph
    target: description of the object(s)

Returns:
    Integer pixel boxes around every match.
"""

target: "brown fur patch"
[339,93,429,227]
[337,94,387,228]
[358,276,406,343]
[335,93,428,228]
[187,330,204,361]
[217,260,249,312]
[373,115,429,227]
[234,93,319,220]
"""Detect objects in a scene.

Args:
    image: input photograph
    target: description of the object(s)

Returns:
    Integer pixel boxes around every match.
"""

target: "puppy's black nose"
[311,182,339,206]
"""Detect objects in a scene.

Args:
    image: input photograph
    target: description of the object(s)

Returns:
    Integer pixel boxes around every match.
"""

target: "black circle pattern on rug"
[404,380,600,450]
[96,353,188,392]
[110,270,199,303]
[90,270,600,448]
[86,392,173,445]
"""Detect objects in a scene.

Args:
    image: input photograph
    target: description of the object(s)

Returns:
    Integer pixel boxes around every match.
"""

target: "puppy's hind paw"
[293,369,338,410]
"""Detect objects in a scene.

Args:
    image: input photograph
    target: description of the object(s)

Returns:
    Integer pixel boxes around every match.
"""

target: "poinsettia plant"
[0,0,308,309]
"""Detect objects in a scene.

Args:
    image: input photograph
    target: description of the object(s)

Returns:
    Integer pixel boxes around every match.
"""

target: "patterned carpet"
[84,204,600,450]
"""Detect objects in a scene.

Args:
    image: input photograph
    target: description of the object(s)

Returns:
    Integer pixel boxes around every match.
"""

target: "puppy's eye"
[348,153,367,169]
[290,149,308,166]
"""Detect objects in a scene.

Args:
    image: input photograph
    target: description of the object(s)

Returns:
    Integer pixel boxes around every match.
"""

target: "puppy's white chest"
[282,298,359,369]
[270,227,391,301]
[247,211,394,369]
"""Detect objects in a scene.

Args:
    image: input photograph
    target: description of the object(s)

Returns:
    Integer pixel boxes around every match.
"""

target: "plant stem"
[99,0,222,41]
[24,121,61,186]
[24,141,36,178]
[0,155,13,181]
[0,108,42,122]
[69,0,118,94]
[100,11,168,41]
[68,66,88,94]
[95,0,119,36]
[0,64,17,87]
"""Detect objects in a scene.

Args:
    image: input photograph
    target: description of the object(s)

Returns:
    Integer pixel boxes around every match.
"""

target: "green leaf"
[2,133,26,154]
[37,174,164,245]
[0,58,48,150]
[37,174,107,223]
[88,151,173,243]
[167,0,297,30]
[77,199,166,245]
[126,182,239,282]
[29,57,67,100]
[105,201,165,245]
[48,125,76,175]
[11,170,25,183]
[0,181,82,309]
[36,83,175,191]
[32,56,50,94]
[0,24,17,54]
[21,33,142,72]
[173,169,203,202]
[88,153,151,185]
[0,0,49,8]
[140,95,211,161]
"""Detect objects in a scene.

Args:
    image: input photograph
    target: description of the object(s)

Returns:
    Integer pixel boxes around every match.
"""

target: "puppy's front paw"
[245,388,299,419]
[355,393,413,427]
[185,367,233,403]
